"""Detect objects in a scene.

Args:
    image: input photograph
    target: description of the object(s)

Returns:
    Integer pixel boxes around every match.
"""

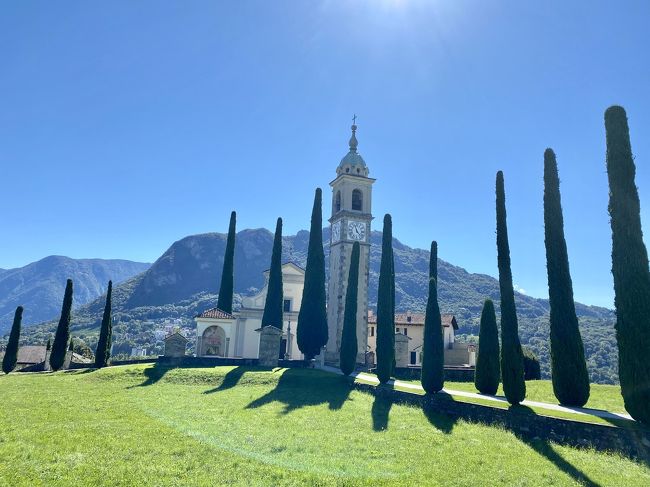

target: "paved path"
[320,365,633,422]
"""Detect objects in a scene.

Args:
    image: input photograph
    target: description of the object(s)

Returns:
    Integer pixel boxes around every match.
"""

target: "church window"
[335,191,341,212]
[283,299,292,312]
[346,167,350,173]
[404,328,407,336]
[396,327,400,333]
[357,168,360,174]
[370,326,374,337]
[352,189,363,211]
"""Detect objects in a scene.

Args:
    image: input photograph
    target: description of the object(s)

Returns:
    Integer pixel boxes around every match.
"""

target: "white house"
[194,262,306,360]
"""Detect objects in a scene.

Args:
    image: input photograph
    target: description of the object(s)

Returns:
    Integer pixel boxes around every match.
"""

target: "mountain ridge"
[0,256,150,332]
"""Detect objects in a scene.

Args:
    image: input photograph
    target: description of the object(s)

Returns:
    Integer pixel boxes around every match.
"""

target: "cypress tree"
[297,188,328,360]
[50,279,73,371]
[340,242,360,375]
[474,299,500,395]
[217,211,236,314]
[2,306,23,374]
[421,241,444,393]
[46,339,51,351]
[95,280,113,368]
[544,148,590,406]
[376,214,395,384]
[605,105,650,423]
[495,171,526,404]
[261,218,284,329]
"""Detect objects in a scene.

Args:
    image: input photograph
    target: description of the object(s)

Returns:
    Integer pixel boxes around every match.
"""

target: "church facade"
[195,263,305,360]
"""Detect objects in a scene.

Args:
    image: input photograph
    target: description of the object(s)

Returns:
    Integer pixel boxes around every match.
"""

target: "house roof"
[367,313,458,330]
[0,345,47,365]
[196,307,235,320]
[164,331,188,342]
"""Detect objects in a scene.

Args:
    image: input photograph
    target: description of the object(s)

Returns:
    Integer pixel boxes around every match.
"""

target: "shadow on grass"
[61,367,97,375]
[509,405,602,487]
[203,366,247,394]
[129,363,174,388]
[246,368,351,414]
[371,385,394,431]
[422,392,458,434]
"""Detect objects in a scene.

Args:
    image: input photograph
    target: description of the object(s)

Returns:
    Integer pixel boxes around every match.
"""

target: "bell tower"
[326,118,375,364]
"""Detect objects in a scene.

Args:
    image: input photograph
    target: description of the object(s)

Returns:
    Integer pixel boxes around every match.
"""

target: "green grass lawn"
[1,365,648,486]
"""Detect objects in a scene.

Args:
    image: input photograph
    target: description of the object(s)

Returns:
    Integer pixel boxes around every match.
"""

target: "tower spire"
[349,114,358,152]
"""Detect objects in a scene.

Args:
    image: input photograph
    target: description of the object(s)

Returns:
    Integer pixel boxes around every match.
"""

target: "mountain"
[0,256,150,333]
[17,229,618,383]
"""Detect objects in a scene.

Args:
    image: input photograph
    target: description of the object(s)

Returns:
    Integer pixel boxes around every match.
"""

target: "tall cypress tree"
[544,148,590,406]
[94,280,113,368]
[2,306,23,374]
[261,218,284,329]
[217,211,236,314]
[340,242,360,375]
[376,214,395,384]
[496,171,526,405]
[421,241,444,393]
[297,188,328,360]
[605,105,650,424]
[50,279,73,371]
[474,299,500,395]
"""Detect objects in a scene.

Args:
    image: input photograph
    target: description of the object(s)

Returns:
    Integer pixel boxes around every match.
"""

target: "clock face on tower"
[347,220,366,241]
[331,221,341,243]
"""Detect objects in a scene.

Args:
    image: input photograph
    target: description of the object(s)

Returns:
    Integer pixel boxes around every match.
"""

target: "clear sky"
[1,1,649,308]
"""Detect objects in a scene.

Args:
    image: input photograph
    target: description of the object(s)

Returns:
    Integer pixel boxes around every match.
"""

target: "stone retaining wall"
[353,382,650,463]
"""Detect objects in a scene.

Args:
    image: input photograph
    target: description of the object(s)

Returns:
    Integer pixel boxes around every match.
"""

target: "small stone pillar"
[395,333,410,368]
[258,326,282,367]
[164,332,188,357]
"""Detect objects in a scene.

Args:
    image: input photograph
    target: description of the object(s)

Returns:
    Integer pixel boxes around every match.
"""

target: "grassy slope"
[0,365,648,487]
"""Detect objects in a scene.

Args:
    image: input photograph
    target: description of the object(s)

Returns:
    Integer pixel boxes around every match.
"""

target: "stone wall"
[352,382,650,463]
[387,366,476,382]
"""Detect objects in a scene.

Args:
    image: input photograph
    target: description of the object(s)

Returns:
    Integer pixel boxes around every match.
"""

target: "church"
[194,121,473,368]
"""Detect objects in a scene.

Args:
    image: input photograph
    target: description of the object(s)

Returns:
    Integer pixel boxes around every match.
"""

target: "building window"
[410,351,417,365]
[403,328,407,336]
[352,189,363,211]
[396,327,400,333]
[370,326,374,337]
[335,191,341,212]
[283,299,292,312]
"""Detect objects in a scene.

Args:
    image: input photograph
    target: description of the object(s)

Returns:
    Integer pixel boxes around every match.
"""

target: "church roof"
[337,121,369,177]
[196,307,235,320]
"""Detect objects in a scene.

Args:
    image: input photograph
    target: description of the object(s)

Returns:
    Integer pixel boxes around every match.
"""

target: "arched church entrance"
[201,326,226,356]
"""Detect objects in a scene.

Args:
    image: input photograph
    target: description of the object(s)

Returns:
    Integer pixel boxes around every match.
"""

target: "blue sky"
[1,1,649,308]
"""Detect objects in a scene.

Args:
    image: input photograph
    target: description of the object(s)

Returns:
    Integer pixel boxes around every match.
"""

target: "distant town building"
[131,347,147,357]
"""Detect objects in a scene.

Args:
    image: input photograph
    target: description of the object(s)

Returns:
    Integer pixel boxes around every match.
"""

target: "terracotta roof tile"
[196,307,235,319]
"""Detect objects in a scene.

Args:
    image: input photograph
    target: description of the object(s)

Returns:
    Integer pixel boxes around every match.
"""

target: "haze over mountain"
[16,228,618,383]
[0,256,150,333]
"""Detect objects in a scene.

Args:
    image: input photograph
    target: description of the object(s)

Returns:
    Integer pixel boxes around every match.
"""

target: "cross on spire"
[352,114,357,125]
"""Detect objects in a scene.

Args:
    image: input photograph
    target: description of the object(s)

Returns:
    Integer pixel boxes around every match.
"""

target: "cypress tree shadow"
[245,368,351,414]
[203,366,247,394]
[371,394,393,431]
[518,434,602,487]
[422,393,458,434]
[130,363,174,388]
